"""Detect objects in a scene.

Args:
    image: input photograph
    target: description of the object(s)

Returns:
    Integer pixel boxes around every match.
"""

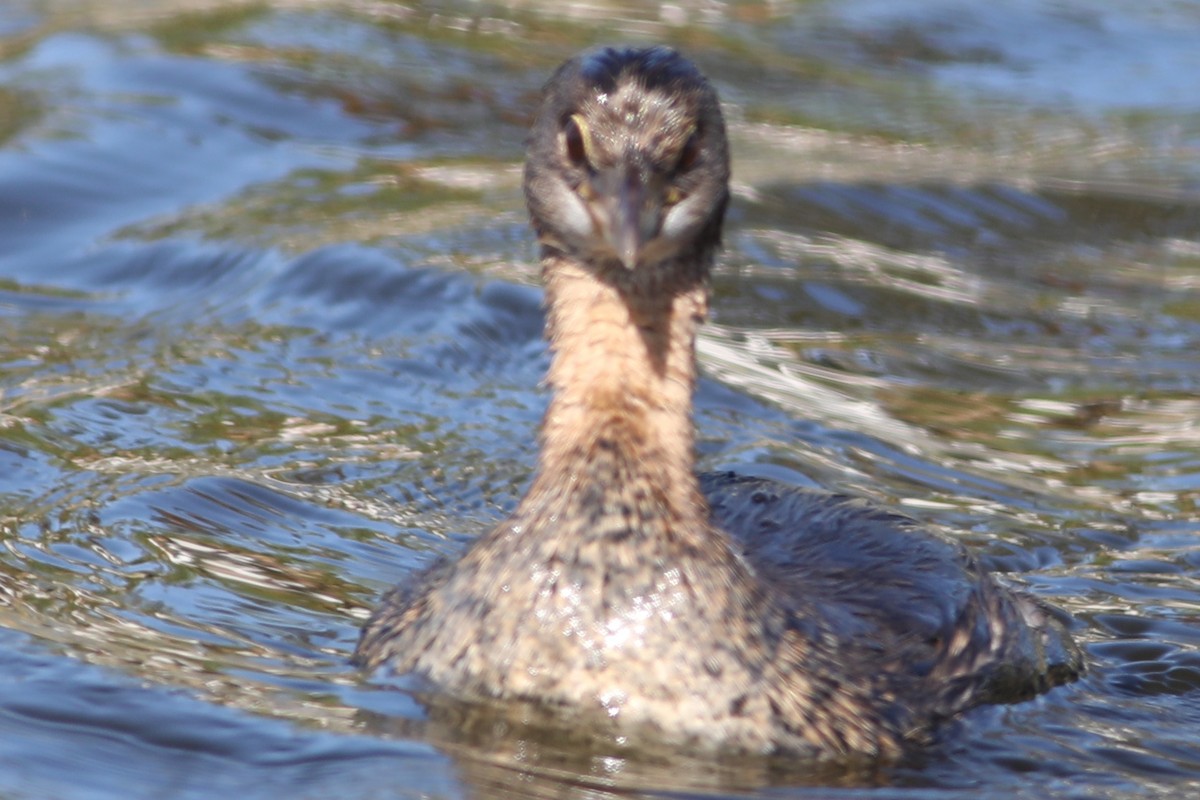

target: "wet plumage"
[354,46,1081,758]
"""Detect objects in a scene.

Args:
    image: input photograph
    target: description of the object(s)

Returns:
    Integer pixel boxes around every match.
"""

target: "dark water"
[2,1,1199,797]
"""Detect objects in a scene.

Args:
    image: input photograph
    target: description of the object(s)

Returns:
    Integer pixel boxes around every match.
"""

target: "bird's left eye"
[675,131,701,173]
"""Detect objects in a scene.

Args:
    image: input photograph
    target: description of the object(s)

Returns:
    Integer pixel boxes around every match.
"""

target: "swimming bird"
[354,46,1081,758]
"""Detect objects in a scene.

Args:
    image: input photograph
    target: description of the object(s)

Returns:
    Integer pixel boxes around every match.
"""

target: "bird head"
[524,47,730,276]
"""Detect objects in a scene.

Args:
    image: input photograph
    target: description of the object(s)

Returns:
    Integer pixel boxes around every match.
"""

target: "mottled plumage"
[354,46,1081,758]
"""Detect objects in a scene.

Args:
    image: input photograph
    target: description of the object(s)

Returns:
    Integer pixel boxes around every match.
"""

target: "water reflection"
[1,0,1199,798]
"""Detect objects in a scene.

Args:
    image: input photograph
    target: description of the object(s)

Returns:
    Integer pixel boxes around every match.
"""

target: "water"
[1,1,1199,797]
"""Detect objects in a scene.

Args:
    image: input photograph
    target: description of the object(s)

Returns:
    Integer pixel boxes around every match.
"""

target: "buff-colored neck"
[523,254,709,526]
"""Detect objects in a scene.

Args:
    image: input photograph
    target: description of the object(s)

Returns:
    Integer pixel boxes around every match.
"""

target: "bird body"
[354,47,1081,758]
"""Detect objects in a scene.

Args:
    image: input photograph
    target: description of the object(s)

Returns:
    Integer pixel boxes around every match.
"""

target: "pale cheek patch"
[553,182,596,240]
[660,194,703,242]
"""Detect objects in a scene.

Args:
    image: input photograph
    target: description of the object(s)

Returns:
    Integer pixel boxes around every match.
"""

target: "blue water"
[2,1,1199,798]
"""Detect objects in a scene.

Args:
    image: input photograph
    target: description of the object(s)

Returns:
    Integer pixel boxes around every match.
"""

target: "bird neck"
[523,253,709,529]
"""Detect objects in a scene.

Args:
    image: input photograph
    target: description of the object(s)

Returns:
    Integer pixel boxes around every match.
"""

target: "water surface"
[2,1,1199,798]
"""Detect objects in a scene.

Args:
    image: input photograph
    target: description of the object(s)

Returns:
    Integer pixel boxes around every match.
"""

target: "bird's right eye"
[563,114,591,168]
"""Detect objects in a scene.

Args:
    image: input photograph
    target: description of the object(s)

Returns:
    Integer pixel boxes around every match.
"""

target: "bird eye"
[563,114,591,168]
[676,131,700,173]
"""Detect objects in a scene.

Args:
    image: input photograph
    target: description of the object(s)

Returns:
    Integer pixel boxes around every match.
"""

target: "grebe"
[354,46,1081,758]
